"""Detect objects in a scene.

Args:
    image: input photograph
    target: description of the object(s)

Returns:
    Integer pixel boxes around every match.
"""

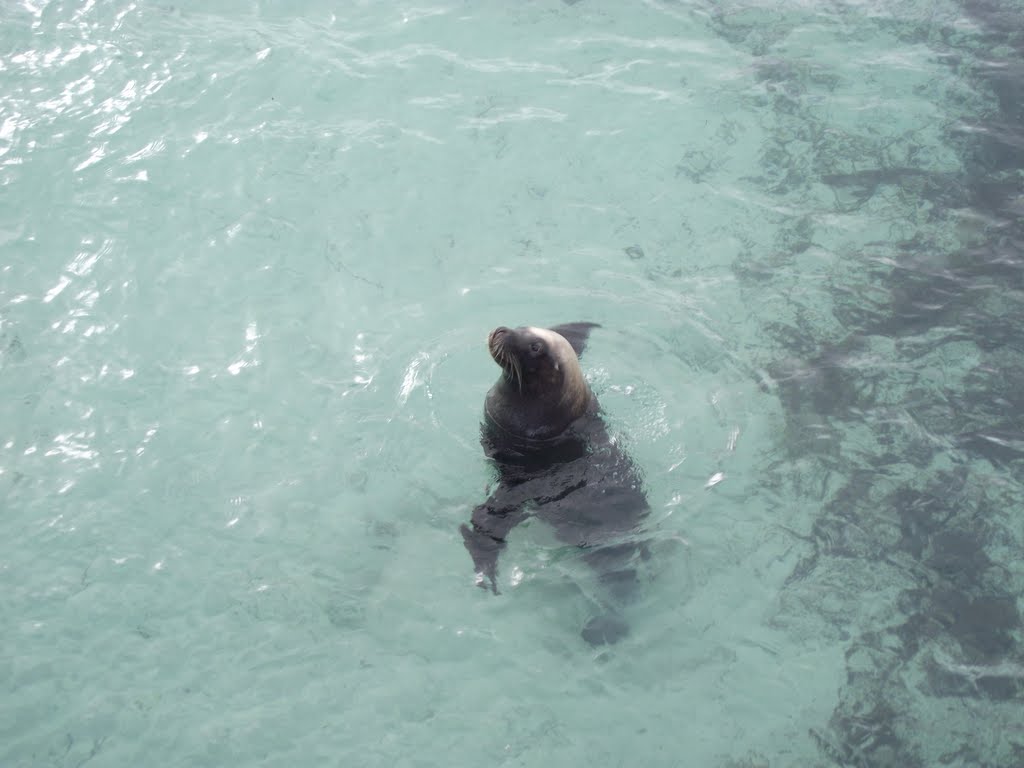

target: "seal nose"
[488,326,510,363]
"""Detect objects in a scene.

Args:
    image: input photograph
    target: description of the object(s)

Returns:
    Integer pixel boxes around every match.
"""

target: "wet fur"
[460,322,650,645]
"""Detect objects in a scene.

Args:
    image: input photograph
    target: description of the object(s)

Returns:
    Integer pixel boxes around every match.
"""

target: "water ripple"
[0,1,1022,766]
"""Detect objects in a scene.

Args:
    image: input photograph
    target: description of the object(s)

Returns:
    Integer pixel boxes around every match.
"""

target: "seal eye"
[529,341,544,355]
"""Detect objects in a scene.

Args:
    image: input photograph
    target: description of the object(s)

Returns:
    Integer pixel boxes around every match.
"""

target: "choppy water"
[2,1,1022,766]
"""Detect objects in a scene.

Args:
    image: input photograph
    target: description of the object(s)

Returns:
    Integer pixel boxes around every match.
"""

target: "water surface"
[2,1,1023,766]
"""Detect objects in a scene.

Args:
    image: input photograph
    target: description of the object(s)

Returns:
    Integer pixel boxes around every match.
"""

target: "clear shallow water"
[2,0,1022,765]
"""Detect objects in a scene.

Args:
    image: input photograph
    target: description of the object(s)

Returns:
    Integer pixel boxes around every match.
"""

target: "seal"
[459,322,650,645]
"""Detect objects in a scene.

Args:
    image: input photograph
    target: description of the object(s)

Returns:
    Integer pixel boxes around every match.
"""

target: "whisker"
[490,333,523,393]
[499,349,521,393]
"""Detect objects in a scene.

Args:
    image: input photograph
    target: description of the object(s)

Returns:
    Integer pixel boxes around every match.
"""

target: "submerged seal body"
[459,322,650,645]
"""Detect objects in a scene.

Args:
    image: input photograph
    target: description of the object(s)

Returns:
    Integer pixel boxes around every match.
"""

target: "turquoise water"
[2,0,1023,765]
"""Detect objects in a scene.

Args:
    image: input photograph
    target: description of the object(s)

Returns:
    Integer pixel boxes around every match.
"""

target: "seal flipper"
[578,543,641,645]
[548,322,600,358]
[459,493,530,594]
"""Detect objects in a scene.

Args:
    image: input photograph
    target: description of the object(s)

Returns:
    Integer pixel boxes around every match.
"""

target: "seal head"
[484,325,594,442]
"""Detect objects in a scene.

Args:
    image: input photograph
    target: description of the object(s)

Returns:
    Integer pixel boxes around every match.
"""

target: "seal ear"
[549,322,600,358]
